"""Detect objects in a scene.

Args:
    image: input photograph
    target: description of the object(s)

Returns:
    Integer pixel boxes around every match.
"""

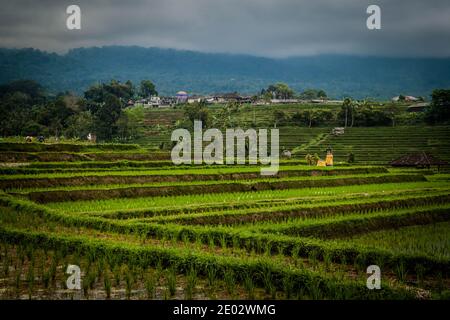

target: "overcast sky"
[1,0,449,57]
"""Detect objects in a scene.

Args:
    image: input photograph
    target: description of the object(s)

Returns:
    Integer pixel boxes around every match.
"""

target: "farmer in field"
[326,145,333,166]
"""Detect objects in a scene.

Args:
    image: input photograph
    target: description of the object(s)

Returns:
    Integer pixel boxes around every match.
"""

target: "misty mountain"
[1,46,449,99]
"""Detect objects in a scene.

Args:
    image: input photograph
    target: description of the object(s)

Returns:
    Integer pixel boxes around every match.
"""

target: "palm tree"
[307,110,317,128]
[350,100,363,127]
[342,98,353,128]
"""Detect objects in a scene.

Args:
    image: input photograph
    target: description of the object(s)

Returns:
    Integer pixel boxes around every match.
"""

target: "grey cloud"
[0,0,449,57]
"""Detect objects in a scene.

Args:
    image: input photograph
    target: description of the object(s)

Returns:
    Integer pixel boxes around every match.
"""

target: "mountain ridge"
[1,46,450,99]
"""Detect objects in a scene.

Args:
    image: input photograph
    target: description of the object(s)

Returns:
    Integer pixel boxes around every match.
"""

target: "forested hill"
[1,46,450,99]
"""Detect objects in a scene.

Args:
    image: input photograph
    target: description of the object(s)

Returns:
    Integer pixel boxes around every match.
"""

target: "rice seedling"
[184,267,198,299]
[2,251,10,277]
[100,270,110,299]
[208,235,215,250]
[223,268,236,297]
[308,250,319,270]
[292,244,300,260]
[354,253,367,273]
[264,242,272,256]
[415,264,425,287]
[206,265,217,289]
[145,271,157,299]
[48,257,58,285]
[97,258,105,280]
[194,236,203,250]
[323,252,333,271]
[112,265,121,287]
[124,267,134,299]
[243,273,255,299]
[261,267,276,299]
[308,278,322,300]
[220,235,227,250]
[14,262,22,292]
[86,270,97,291]
[394,262,408,284]
[26,262,35,299]
[42,269,51,289]
[165,267,177,298]
[283,274,295,299]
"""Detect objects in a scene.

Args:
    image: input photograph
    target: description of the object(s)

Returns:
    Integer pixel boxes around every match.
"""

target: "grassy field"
[0,139,449,300]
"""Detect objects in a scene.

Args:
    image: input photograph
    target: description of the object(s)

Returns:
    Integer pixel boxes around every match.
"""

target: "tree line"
[0,79,449,142]
[0,79,157,141]
[272,99,397,127]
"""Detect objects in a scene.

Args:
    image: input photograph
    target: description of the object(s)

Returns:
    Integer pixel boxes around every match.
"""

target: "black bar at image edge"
[0,300,447,319]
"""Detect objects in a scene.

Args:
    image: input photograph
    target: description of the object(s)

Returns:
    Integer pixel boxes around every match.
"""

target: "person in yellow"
[325,146,333,166]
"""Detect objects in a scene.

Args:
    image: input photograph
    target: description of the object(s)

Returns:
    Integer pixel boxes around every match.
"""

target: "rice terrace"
[1,1,450,307]
[0,106,449,300]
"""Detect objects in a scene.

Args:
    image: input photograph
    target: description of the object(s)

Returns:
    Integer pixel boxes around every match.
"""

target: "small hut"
[390,152,448,170]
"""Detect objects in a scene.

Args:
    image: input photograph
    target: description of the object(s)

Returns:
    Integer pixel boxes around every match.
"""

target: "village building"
[270,98,299,104]
[391,95,420,102]
[176,91,188,104]
[187,95,205,104]
[212,92,241,103]
[331,127,345,136]
[390,152,448,170]
[160,96,177,107]
[406,102,430,112]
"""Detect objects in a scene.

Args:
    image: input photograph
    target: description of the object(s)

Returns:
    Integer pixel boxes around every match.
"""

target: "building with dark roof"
[390,152,448,169]
[406,102,429,112]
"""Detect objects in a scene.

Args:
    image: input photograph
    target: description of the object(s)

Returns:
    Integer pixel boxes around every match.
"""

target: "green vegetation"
[44,181,448,215]
[0,142,141,153]
[0,79,156,142]
[299,126,450,163]
[347,221,450,260]
[19,174,426,203]
[0,118,449,300]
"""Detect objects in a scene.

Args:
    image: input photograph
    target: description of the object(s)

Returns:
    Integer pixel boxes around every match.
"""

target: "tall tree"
[94,94,123,140]
[140,80,158,97]
[264,83,295,100]
[425,89,450,124]
[64,111,94,139]
[350,100,361,127]
[342,98,353,128]
[184,101,209,128]
[85,80,134,105]
[306,110,317,128]
[385,102,399,127]
[317,90,327,99]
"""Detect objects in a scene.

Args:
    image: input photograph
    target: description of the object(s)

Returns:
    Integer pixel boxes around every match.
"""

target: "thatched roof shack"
[390,152,448,169]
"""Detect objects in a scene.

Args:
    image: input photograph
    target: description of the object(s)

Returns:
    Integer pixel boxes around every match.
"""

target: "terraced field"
[0,142,449,300]
[299,126,450,164]
[129,112,450,165]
